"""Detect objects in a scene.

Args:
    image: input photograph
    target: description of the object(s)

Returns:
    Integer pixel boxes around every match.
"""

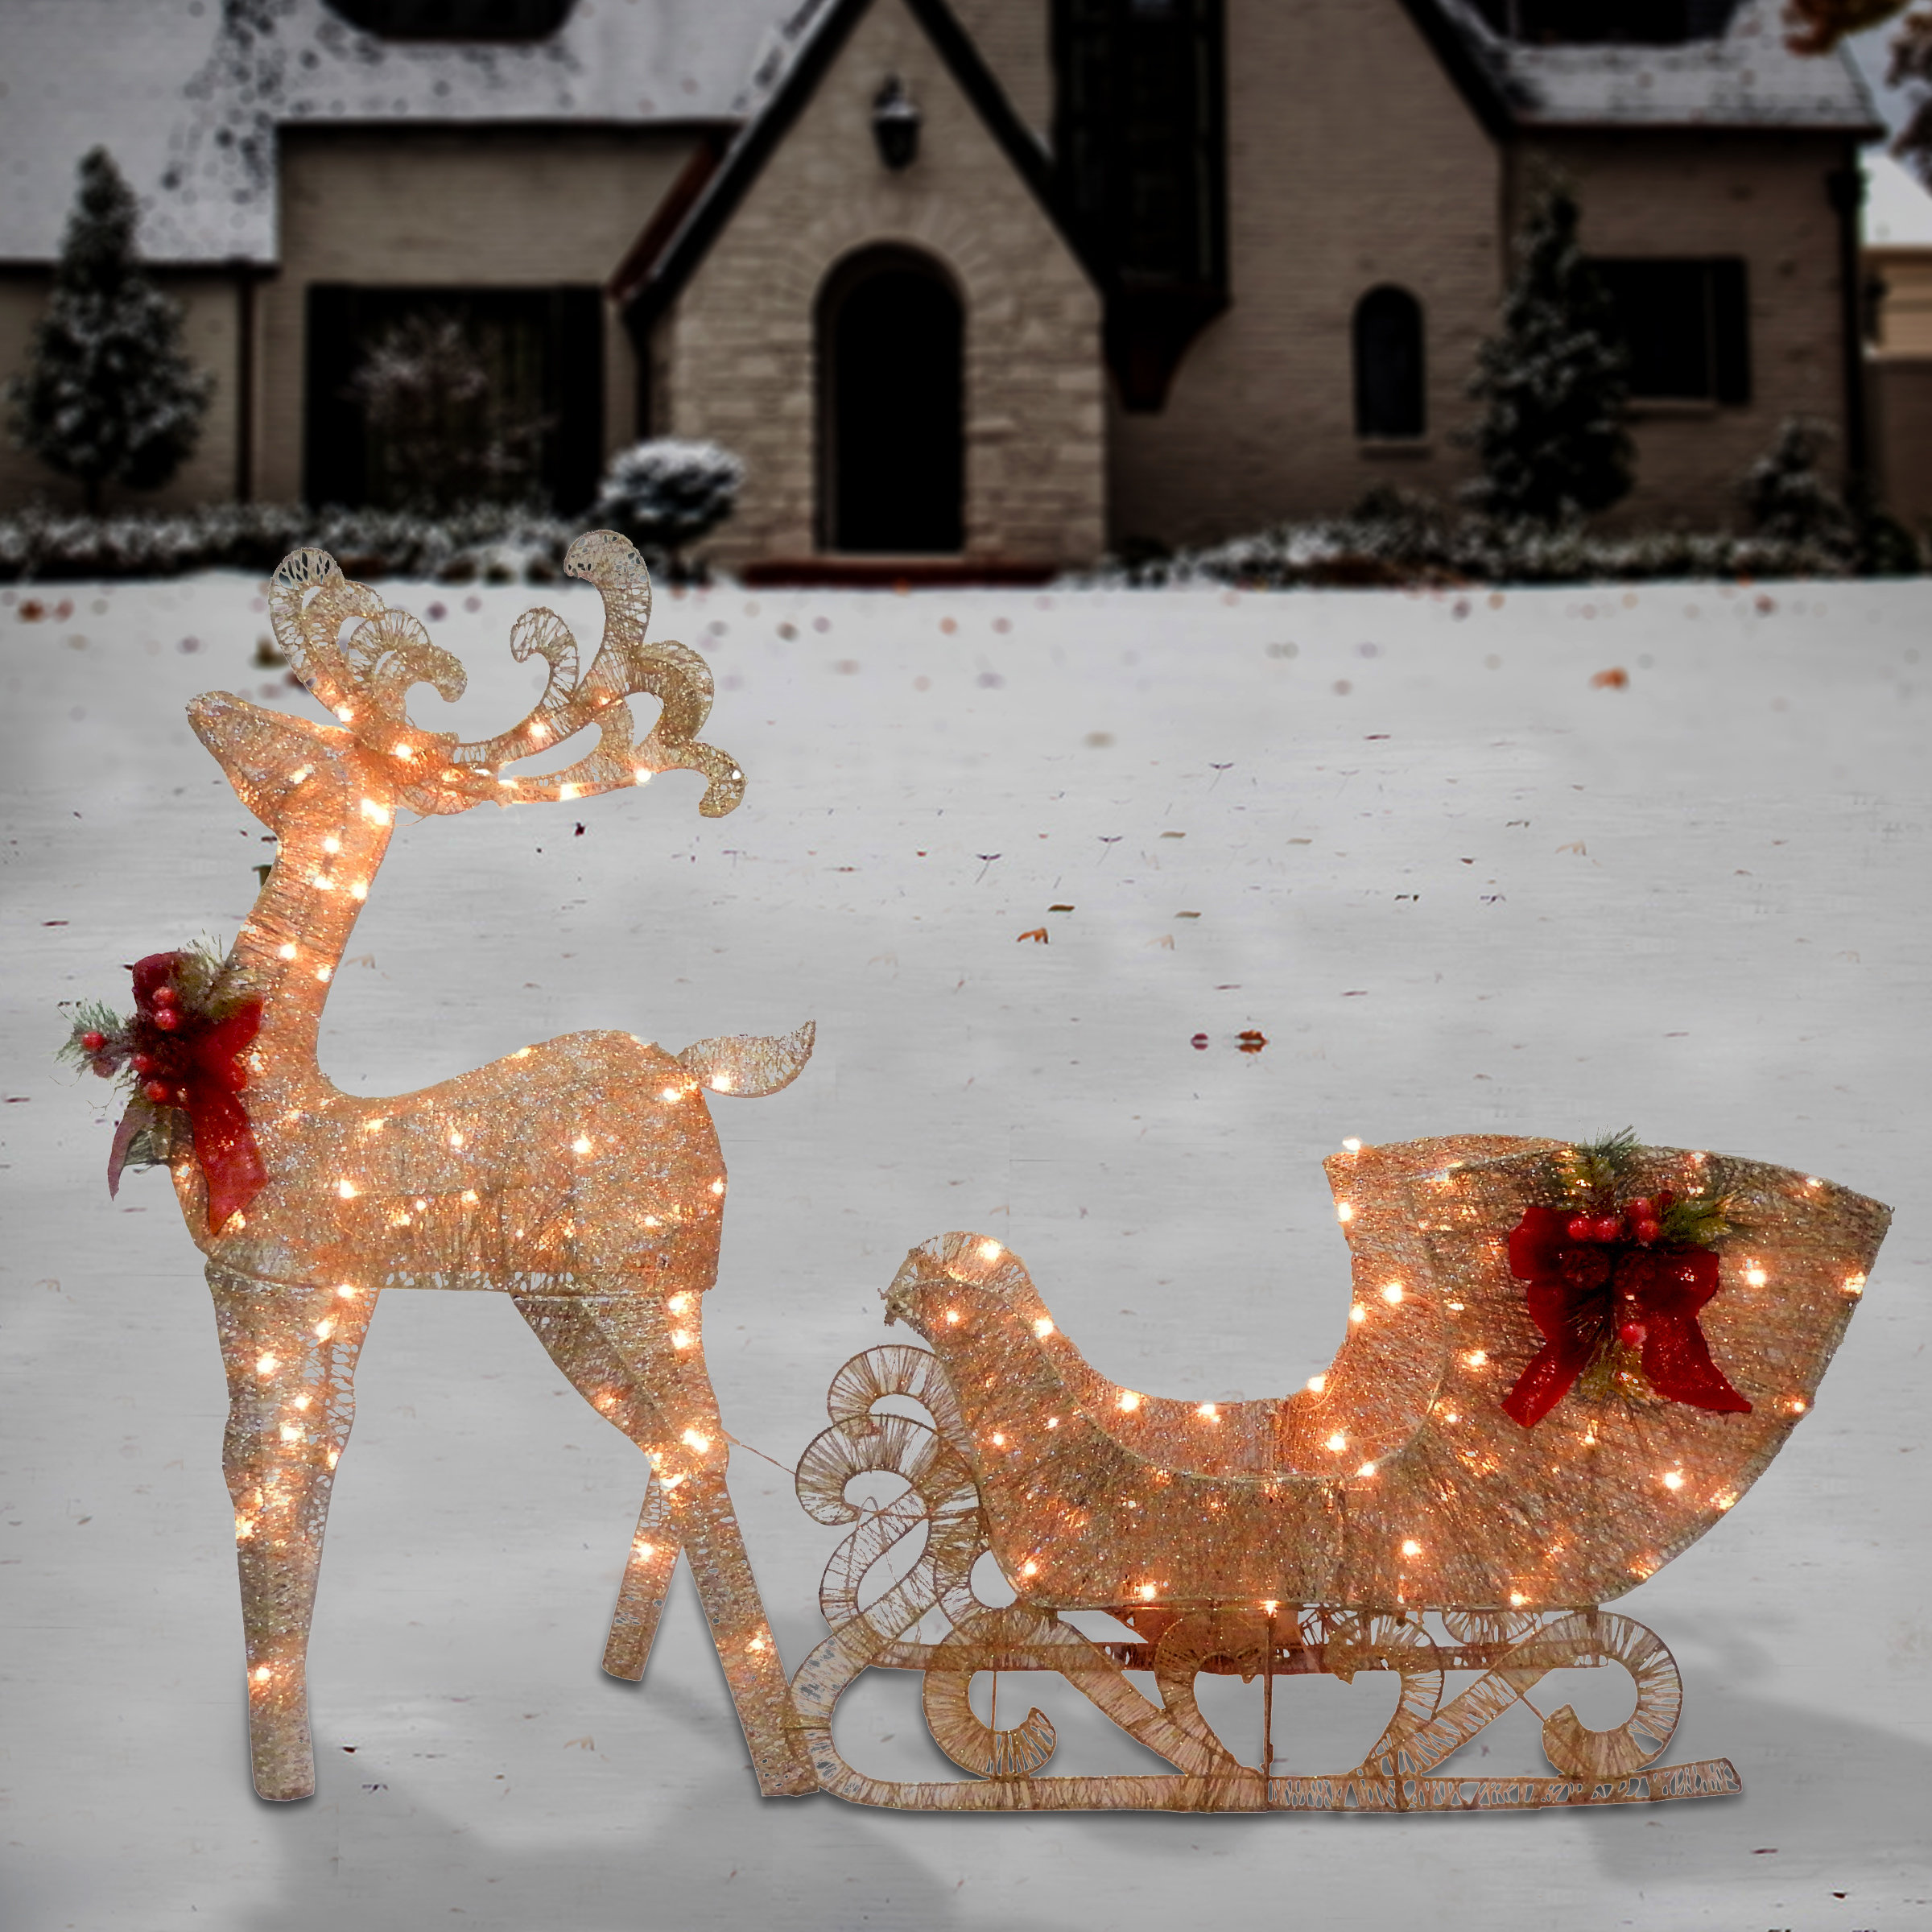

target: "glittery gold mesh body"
[172,536,815,1802]
[788,1136,1889,1810]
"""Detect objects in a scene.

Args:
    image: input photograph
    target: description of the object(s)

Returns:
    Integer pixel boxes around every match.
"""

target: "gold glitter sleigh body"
[178,535,816,1802]
[789,1137,1889,1810]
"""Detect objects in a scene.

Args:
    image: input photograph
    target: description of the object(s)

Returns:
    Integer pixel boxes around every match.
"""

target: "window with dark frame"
[324,0,575,38]
[1052,0,1228,411]
[1353,287,1426,440]
[303,286,603,512]
[1587,258,1750,404]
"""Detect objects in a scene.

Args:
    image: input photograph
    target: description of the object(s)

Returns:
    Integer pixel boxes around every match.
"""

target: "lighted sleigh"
[790,1133,1889,1812]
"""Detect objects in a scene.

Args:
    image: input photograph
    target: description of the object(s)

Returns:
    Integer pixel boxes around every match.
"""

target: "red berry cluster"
[1563,1190,1674,1251]
[1561,1193,1680,1348]
[115,976,250,1110]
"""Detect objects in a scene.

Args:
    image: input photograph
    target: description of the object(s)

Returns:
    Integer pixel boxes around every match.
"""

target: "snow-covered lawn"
[4,569,1928,1930]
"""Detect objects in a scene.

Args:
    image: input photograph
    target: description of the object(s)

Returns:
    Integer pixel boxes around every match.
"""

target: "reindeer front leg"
[208,1268,377,1801]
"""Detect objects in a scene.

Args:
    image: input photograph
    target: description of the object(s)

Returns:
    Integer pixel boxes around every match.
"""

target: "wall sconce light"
[872,76,921,171]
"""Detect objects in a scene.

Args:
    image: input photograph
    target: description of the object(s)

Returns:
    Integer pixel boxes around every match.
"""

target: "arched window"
[817,246,964,554]
[1353,287,1426,440]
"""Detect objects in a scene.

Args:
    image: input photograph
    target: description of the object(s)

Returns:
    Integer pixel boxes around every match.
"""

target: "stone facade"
[950,0,1051,142]
[1867,244,1932,532]
[1106,0,1504,548]
[258,126,698,503]
[1513,131,1860,530]
[1870,355,1932,534]
[654,0,1104,571]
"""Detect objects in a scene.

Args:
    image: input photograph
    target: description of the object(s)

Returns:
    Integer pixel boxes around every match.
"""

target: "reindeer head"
[189,531,743,830]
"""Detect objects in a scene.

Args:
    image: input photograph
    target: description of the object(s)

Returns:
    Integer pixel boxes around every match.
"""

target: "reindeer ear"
[187,691,336,826]
[676,1022,815,1096]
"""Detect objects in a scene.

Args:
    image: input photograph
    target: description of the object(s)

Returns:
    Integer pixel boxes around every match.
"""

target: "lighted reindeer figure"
[172,534,815,1801]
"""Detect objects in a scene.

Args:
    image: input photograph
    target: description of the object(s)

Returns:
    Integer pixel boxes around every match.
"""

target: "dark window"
[1053,0,1227,409]
[304,286,603,511]
[324,0,574,38]
[1468,0,1736,43]
[818,249,964,555]
[1589,258,1750,403]
[1353,287,1426,438]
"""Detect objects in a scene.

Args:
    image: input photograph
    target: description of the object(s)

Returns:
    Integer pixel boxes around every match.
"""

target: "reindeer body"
[172,538,815,1801]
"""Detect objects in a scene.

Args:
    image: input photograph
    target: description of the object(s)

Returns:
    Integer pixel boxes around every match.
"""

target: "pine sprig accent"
[56,937,255,1088]
[1549,1127,1642,1204]
[175,935,258,1018]
[57,998,125,1067]
[1659,1191,1731,1248]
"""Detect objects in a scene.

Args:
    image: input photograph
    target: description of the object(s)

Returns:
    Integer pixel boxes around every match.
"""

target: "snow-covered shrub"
[1079,496,1926,591]
[6,148,212,514]
[592,440,745,559]
[1463,181,1633,526]
[0,502,579,583]
[1740,418,1856,559]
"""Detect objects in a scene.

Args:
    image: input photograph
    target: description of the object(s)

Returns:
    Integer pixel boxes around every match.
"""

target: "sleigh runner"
[786,1136,1888,1810]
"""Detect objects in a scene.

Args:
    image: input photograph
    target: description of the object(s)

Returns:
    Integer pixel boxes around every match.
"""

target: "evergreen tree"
[1740,418,1856,555]
[6,148,211,514]
[1465,182,1633,525]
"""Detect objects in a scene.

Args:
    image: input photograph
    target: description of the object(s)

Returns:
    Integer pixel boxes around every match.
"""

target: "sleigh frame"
[788,1344,1742,1811]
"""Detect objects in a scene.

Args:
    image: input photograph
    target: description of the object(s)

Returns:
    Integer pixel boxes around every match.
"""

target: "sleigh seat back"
[884,1138,1888,1616]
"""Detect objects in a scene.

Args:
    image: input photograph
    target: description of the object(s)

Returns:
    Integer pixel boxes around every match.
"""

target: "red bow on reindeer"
[1501,1203,1751,1427]
[121,952,267,1234]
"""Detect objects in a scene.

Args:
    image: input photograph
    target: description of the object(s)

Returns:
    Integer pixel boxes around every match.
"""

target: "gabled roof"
[0,0,791,264]
[613,0,1088,324]
[1414,0,1882,136]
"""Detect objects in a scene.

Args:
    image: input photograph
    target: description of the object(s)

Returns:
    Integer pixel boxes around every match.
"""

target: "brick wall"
[654,0,1104,571]
[1870,354,1932,534]
[1104,0,1504,551]
[0,269,243,512]
[1868,246,1932,357]
[258,126,696,503]
[1515,130,1858,529]
[950,0,1052,142]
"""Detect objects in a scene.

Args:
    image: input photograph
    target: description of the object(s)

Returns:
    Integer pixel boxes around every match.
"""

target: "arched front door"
[819,248,964,553]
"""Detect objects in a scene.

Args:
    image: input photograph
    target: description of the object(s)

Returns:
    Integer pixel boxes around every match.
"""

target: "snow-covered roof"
[1864,151,1932,247]
[1,0,1885,269]
[0,0,815,266]
[1426,0,1881,134]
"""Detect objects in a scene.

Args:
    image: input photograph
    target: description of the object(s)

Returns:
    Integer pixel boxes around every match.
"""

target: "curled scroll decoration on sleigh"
[788,1136,1889,1810]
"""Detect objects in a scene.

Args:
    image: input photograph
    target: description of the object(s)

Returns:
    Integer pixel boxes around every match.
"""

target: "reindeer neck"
[233,762,397,1098]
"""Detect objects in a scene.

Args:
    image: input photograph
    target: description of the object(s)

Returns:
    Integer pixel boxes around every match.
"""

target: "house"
[0,0,1888,572]
[1863,151,1932,531]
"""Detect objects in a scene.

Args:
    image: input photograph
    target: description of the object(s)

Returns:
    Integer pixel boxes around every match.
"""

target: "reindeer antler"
[267,532,744,819]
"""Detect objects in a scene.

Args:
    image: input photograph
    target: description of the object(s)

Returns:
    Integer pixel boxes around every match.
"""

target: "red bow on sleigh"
[1501,1204,1751,1427]
[122,951,267,1235]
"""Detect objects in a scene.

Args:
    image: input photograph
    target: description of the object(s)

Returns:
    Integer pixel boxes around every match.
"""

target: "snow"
[1864,151,1932,246]
[1442,0,1878,131]
[3,570,1930,1927]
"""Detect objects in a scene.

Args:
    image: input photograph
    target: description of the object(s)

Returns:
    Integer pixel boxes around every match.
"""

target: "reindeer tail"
[675,1022,815,1097]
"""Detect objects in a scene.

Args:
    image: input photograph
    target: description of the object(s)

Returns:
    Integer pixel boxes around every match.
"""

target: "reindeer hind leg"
[514,1290,817,1796]
[603,1468,679,1682]
[208,1267,378,1802]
